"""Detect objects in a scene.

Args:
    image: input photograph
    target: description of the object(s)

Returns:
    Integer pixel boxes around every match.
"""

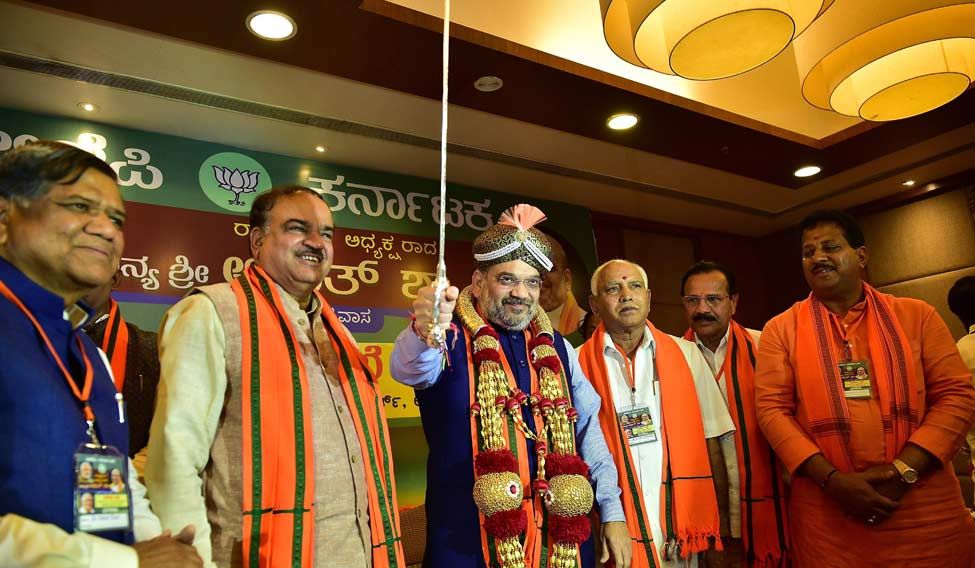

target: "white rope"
[428,0,450,348]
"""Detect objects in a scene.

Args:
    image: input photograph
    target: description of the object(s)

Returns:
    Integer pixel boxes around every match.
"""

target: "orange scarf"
[579,321,720,567]
[556,291,585,337]
[99,299,129,391]
[794,284,921,472]
[232,265,405,568]
[683,322,788,567]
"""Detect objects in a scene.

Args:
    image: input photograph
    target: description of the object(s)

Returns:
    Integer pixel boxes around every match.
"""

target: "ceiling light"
[794,3,975,121]
[607,113,639,130]
[794,165,821,178]
[78,102,98,112]
[246,10,297,41]
[600,0,832,80]
[474,76,503,92]
[902,180,916,187]
[315,145,327,153]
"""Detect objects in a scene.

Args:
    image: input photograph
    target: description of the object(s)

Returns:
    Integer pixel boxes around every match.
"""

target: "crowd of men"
[2,140,975,568]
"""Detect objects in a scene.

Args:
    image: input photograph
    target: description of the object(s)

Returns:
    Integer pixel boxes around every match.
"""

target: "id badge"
[839,360,872,399]
[618,406,657,445]
[73,444,132,534]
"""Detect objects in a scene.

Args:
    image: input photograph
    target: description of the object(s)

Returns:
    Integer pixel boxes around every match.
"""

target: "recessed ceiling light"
[315,145,327,153]
[246,10,296,41]
[607,113,639,130]
[902,179,916,187]
[794,165,821,178]
[474,76,503,92]
[926,183,940,191]
[78,102,98,112]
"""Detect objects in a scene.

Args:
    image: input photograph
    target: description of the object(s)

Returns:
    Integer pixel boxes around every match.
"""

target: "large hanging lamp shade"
[600,0,833,80]
[794,2,975,122]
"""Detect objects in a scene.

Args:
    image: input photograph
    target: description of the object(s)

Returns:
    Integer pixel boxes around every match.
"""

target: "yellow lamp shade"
[795,2,975,121]
[600,0,833,80]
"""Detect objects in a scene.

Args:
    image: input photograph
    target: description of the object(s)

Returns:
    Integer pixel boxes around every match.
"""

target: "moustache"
[811,262,835,273]
[502,297,532,307]
[693,313,718,322]
[297,248,325,261]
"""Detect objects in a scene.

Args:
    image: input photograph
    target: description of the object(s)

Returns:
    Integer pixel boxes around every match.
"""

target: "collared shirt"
[692,325,762,539]
[390,326,626,524]
[601,326,734,568]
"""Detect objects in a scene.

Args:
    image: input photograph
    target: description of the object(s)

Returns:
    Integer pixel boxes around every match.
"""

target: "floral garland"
[459,286,594,568]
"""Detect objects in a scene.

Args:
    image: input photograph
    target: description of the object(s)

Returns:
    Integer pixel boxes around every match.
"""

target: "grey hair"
[590,259,649,295]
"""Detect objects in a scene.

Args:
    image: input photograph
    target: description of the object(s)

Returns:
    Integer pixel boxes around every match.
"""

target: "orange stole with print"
[683,322,789,567]
[794,285,921,472]
[232,265,404,568]
[579,321,721,567]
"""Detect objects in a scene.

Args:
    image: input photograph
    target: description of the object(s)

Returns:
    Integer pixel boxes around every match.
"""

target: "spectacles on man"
[682,294,728,308]
[495,274,542,290]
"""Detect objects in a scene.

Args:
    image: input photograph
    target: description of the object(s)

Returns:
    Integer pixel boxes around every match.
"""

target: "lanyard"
[0,279,101,445]
[613,341,639,406]
[827,313,855,363]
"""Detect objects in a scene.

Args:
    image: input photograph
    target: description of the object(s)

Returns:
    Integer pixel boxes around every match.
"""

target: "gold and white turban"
[472,204,554,274]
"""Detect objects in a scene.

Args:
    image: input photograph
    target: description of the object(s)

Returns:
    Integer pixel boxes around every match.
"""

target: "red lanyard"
[613,342,639,405]
[0,279,100,443]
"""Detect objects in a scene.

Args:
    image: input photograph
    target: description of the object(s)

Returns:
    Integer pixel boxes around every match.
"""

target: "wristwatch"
[892,459,919,484]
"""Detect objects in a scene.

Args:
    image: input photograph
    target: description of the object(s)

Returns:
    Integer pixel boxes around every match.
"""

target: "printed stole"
[682,322,788,567]
[462,326,582,568]
[233,265,404,568]
[795,284,920,472]
[578,322,720,568]
[100,299,129,390]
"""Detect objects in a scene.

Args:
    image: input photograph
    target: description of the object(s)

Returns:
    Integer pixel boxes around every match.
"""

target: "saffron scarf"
[579,321,721,567]
[557,291,585,337]
[683,322,788,567]
[794,284,921,472]
[99,299,129,391]
[232,265,405,568]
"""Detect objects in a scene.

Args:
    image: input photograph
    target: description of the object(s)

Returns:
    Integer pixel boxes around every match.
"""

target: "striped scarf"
[794,284,921,471]
[232,265,405,567]
[683,322,788,567]
[99,299,129,390]
[579,321,721,567]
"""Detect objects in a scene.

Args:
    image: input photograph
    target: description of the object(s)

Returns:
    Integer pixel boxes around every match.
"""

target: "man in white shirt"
[680,261,788,567]
[578,259,734,567]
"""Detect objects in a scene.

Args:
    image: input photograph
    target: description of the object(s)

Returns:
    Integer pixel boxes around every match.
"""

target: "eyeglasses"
[495,274,542,290]
[682,294,728,308]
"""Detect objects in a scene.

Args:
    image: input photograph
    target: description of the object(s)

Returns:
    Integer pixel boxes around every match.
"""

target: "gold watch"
[892,459,919,484]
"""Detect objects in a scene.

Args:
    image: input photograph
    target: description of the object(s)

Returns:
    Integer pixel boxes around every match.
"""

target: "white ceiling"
[0,0,971,236]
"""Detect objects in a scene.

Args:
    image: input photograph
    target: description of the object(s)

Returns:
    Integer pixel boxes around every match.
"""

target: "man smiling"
[391,204,629,568]
[755,209,975,567]
[146,186,404,567]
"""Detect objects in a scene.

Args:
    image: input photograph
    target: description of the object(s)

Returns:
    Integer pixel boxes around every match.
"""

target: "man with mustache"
[680,261,788,567]
[755,210,975,567]
[390,204,631,568]
[146,186,405,567]
[578,259,734,567]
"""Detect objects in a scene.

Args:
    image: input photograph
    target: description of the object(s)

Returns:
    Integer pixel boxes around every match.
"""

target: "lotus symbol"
[212,166,260,205]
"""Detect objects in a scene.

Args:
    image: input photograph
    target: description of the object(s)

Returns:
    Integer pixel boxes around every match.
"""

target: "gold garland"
[459,285,587,568]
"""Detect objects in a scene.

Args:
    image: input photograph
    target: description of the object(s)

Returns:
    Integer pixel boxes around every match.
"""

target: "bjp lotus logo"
[198,152,272,213]
[212,166,260,205]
